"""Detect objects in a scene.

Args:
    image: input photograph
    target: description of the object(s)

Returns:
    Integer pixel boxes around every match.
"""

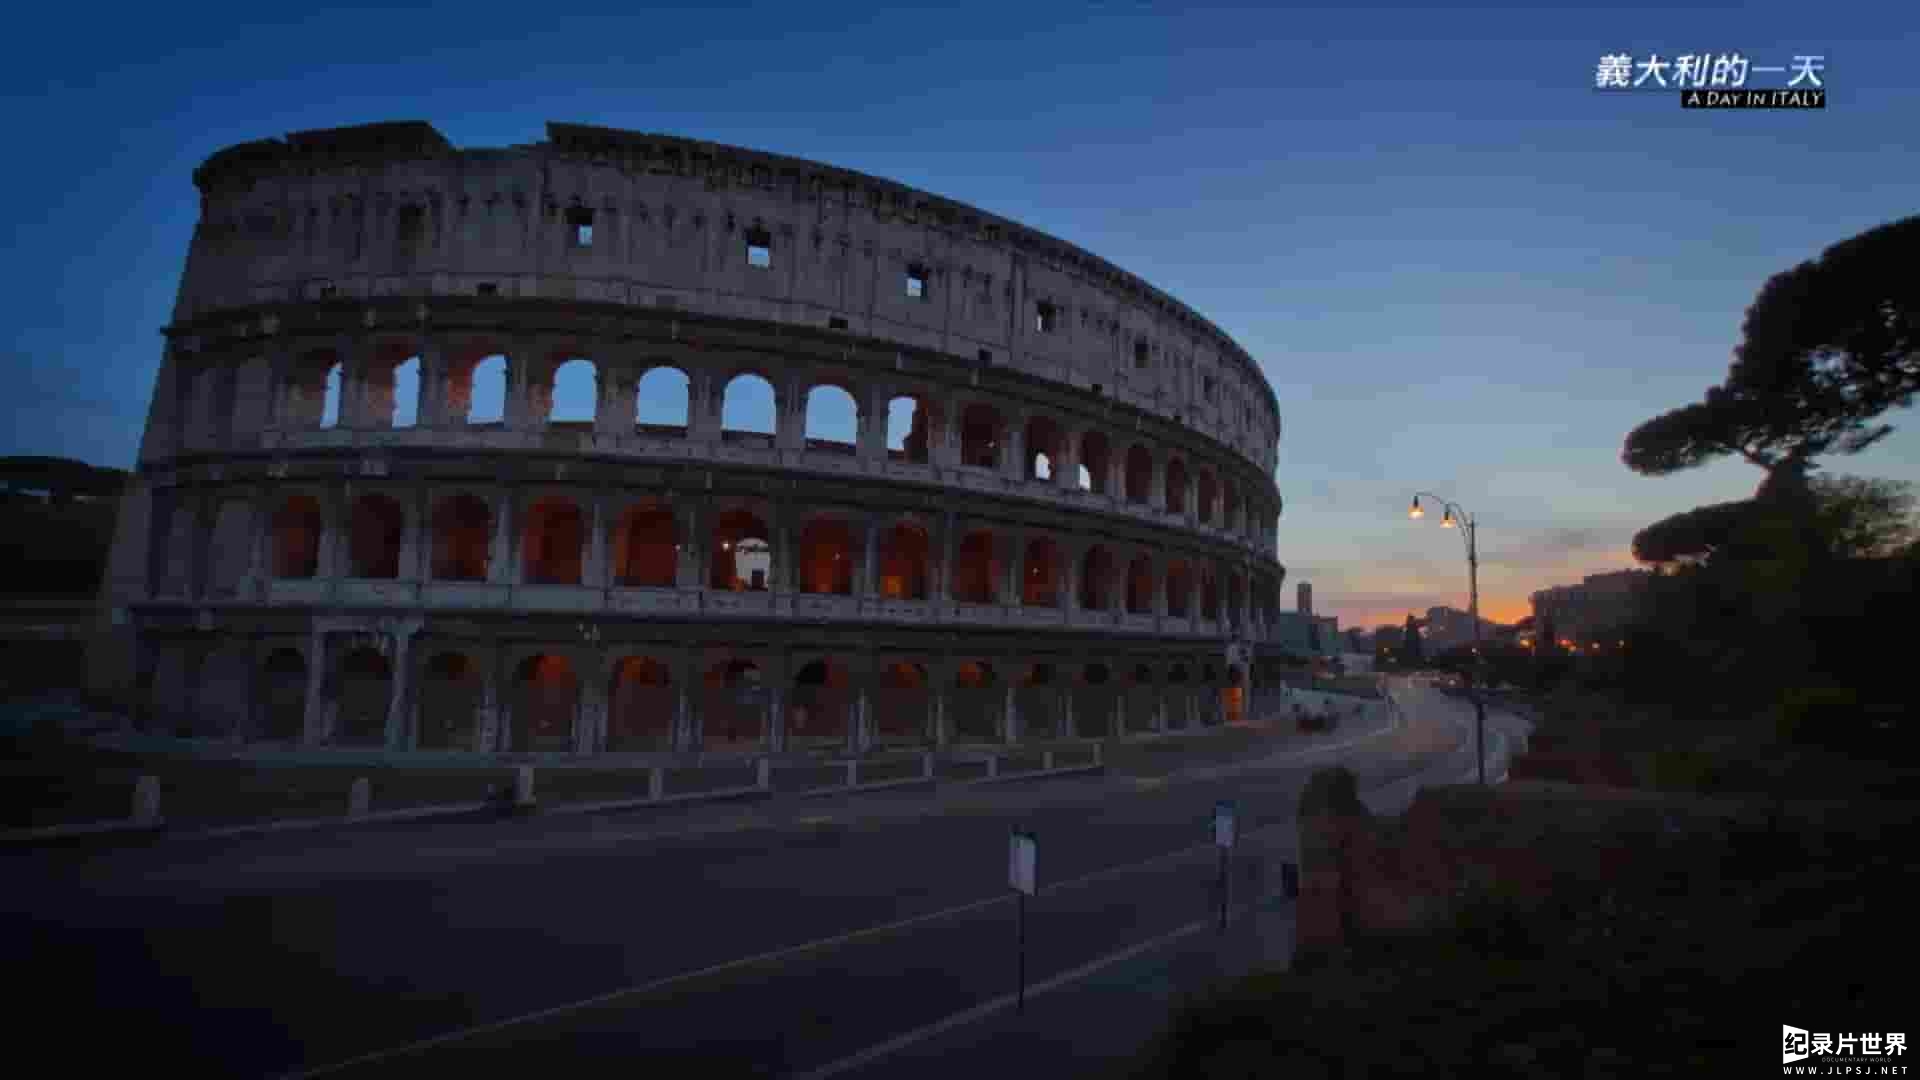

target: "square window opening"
[565,206,595,248]
[829,316,849,330]
[745,226,772,268]
[476,282,499,296]
[1036,302,1058,334]
[1134,341,1150,370]
[906,266,928,300]
[978,348,993,365]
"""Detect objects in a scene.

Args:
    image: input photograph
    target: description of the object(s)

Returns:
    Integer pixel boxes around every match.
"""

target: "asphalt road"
[2,682,1511,1079]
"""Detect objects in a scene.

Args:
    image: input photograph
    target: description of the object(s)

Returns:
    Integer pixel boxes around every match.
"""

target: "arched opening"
[611,502,677,587]
[512,654,578,752]
[1165,457,1187,514]
[258,648,306,741]
[887,396,935,464]
[1017,662,1057,738]
[702,658,764,750]
[1125,444,1153,504]
[271,495,323,579]
[1025,416,1062,482]
[608,656,674,751]
[547,356,598,425]
[1022,536,1061,607]
[636,366,691,433]
[347,493,404,579]
[797,517,856,595]
[335,647,391,745]
[952,530,1000,604]
[878,522,930,600]
[1166,560,1192,618]
[951,660,998,743]
[1126,556,1154,615]
[1075,661,1114,738]
[959,403,1002,469]
[320,360,343,429]
[1080,546,1115,610]
[1123,662,1156,734]
[790,657,852,748]
[458,353,508,425]
[390,354,421,428]
[875,661,929,743]
[1197,469,1218,524]
[720,372,776,436]
[710,510,771,590]
[522,497,584,585]
[1079,431,1111,493]
[419,652,482,751]
[804,384,858,454]
[431,494,492,581]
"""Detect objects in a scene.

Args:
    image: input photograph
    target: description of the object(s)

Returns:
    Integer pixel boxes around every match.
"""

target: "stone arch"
[512,653,578,752]
[257,647,307,742]
[418,651,483,751]
[1125,555,1154,615]
[1080,545,1115,610]
[279,347,338,429]
[611,501,677,587]
[878,520,931,600]
[701,656,765,751]
[522,496,584,585]
[271,495,323,579]
[1166,559,1192,617]
[1165,456,1188,514]
[886,394,939,464]
[711,509,771,590]
[335,646,391,745]
[1022,535,1062,607]
[546,355,598,425]
[952,529,1000,604]
[347,493,405,579]
[1079,431,1111,493]
[951,660,999,743]
[636,365,691,432]
[1125,444,1153,504]
[790,656,853,748]
[363,340,421,428]
[720,371,777,436]
[803,383,859,453]
[430,493,492,581]
[797,516,856,595]
[452,351,508,425]
[607,655,674,751]
[1025,415,1063,481]
[959,402,1003,469]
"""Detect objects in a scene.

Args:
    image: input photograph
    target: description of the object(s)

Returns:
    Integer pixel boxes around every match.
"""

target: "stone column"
[587,490,610,588]
[1003,684,1019,744]
[383,628,415,750]
[671,654,698,752]
[774,374,804,452]
[301,630,328,746]
[676,498,705,589]
[1001,530,1024,606]
[856,384,887,464]
[503,342,534,432]
[1002,415,1025,483]
[936,510,957,604]
[416,337,447,429]
[1149,455,1167,512]
[1054,429,1079,493]
[399,486,425,583]
[860,515,880,598]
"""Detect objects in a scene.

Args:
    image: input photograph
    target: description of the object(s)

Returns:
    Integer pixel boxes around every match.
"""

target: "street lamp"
[1407,491,1486,785]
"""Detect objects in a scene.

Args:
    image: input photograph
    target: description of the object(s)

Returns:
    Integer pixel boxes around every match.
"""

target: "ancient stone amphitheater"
[96,120,1293,758]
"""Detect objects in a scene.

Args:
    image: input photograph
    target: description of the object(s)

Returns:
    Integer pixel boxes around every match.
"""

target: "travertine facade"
[97,121,1291,757]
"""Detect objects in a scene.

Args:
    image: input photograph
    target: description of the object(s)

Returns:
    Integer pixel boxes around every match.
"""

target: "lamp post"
[1408,492,1486,785]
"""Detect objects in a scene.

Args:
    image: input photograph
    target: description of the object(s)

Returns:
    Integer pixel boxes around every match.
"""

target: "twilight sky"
[2,1,1913,631]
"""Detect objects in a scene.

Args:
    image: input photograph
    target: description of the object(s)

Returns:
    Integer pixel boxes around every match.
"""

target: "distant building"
[1530,569,1653,645]
[1421,605,1504,653]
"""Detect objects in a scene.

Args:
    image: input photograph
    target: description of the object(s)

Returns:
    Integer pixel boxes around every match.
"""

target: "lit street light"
[1407,492,1486,785]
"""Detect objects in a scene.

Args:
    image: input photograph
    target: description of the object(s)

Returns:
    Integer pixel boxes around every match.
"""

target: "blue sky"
[2,0,1913,629]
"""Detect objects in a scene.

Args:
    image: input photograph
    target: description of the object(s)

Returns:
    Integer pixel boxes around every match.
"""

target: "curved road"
[2,680,1520,1078]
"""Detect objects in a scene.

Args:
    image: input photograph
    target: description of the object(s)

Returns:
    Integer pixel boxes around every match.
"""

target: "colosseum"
[93,120,1294,759]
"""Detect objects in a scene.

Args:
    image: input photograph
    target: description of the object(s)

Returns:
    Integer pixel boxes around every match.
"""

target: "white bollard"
[985,754,998,779]
[1043,750,1055,771]
[756,757,771,790]
[648,766,664,801]
[1093,742,1103,767]
[845,759,858,787]
[513,765,535,807]
[348,777,371,818]
[922,750,934,779]
[132,774,161,827]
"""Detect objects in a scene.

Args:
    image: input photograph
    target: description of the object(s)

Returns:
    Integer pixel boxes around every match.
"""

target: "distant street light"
[1407,491,1486,785]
